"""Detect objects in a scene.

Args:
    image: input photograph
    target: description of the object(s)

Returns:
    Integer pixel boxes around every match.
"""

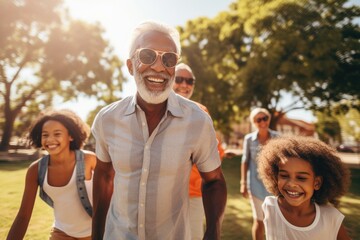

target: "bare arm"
[240,162,248,198]
[337,224,351,240]
[200,166,227,240]
[240,137,249,198]
[92,158,114,240]
[7,162,39,240]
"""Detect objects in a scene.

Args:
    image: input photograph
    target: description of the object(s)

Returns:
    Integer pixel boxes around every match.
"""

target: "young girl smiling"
[257,136,351,240]
[7,109,96,240]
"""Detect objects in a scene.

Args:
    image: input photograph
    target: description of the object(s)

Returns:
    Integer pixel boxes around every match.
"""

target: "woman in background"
[240,108,279,240]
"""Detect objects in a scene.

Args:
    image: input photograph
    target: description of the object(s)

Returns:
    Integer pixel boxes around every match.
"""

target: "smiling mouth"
[147,76,166,84]
[285,190,303,197]
[46,144,58,149]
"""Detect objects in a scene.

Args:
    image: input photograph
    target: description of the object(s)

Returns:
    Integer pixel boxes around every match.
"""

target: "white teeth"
[47,145,57,149]
[286,190,301,196]
[148,77,164,83]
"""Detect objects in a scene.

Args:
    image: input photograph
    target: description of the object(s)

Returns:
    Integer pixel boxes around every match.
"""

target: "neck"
[136,93,167,114]
[50,149,74,164]
[137,93,167,136]
[278,196,314,216]
[258,129,269,136]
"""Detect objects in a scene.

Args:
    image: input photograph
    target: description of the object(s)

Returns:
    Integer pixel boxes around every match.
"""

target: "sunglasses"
[175,76,195,86]
[255,115,269,123]
[134,48,179,68]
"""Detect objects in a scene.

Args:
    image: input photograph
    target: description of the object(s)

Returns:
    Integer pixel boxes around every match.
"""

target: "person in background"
[257,136,351,240]
[91,20,227,240]
[7,109,96,240]
[240,108,279,240]
[174,63,225,240]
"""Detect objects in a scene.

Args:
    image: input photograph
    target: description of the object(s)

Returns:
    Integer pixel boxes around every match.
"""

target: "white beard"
[134,70,174,104]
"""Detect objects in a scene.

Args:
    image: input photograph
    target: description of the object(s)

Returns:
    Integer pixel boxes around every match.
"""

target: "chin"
[138,85,171,104]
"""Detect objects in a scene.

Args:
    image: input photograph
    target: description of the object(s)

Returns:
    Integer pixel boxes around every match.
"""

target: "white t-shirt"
[262,196,344,240]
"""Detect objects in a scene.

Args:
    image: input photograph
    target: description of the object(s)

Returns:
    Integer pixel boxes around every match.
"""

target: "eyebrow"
[42,129,64,133]
[278,169,311,175]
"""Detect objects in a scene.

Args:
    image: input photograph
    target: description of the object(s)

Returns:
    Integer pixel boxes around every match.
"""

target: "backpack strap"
[37,151,93,217]
[38,155,54,207]
[75,150,93,217]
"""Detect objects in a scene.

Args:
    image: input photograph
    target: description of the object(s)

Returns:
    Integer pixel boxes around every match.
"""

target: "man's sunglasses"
[175,77,195,86]
[255,115,269,123]
[134,48,180,68]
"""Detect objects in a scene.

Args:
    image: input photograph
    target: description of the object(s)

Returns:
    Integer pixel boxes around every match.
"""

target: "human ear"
[127,59,134,76]
[314,176,323,190]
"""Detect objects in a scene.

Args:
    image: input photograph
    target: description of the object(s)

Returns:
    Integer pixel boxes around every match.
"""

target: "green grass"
[0,157,359,239]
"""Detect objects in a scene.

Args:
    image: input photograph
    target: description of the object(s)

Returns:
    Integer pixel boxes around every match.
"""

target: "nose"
[179,80,188,87]
[286,178,298,187]
[150,55,165,72]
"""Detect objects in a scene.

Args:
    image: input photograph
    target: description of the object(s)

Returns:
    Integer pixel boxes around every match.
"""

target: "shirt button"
[141,182,145,186]
[143,168,148,172]
[140,224,144,228]
[140,203,144,207]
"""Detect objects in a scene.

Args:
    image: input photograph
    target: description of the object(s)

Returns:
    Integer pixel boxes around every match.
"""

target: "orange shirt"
[189,102,224,197]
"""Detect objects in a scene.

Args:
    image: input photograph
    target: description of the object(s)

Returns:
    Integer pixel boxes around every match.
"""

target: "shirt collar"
[250,129,277,141]
[123,90,184,118]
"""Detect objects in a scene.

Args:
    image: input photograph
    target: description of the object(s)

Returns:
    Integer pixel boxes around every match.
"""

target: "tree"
[178,0,360,132]
[333,100,360,147]
[315,110,342,144]
[0,0,126,150]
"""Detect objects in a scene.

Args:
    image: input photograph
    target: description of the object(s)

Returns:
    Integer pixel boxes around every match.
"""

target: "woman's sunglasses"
[255,115,269,123]
[134,48,180,68]
[175,77,195,86]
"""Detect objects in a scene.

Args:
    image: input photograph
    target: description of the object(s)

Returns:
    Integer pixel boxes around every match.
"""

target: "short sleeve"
[91,109,111,163]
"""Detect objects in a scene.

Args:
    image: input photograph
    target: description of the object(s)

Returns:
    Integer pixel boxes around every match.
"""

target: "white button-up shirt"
[92,91,221,240]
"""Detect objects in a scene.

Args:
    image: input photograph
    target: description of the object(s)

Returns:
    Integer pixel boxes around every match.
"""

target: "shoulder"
[82,150,97,169]
[264,196,277,206]
[194,102,210,115]
[26,158,43,182]
[262,196,277,215]
[319,204,343,218]
[172,94,212,122]
[269,129,280,137]
[244,132,256,141]
[96,96,134,119]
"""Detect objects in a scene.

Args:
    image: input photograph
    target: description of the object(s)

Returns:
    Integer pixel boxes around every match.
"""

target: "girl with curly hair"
[257,136,351,240]
[7,109,96,240]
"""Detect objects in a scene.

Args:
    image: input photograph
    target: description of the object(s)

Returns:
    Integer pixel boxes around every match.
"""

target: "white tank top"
[43,165,93,237]
[262,196,344,240]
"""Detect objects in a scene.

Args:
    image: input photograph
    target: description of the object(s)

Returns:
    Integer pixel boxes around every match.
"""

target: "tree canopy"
[178,0,360,134]
[0,0,126,150]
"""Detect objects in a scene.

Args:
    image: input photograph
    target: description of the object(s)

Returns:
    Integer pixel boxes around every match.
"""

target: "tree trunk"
[270,111,284,130]
[0,110,16,151]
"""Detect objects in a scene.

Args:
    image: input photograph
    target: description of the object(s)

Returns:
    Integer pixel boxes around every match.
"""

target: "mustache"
[141,70,172,81]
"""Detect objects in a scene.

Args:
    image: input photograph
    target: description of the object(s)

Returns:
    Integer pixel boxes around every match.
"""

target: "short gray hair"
[128,20,181,58]
[175,63,195,78]
[249,107,271,123]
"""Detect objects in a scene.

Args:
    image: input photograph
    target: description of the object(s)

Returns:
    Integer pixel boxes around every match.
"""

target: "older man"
[174,63,225,240]
[91,21,227,240]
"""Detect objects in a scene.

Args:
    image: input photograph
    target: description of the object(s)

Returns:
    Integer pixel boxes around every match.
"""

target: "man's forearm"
[202,174,227,240]
[92,160,114,240]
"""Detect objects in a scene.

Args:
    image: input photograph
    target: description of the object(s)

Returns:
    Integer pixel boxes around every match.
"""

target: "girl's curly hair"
[28,109,90,150]
[258,136,351,207]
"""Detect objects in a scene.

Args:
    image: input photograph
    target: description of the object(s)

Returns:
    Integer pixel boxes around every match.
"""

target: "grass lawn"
[0,156,359,239]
